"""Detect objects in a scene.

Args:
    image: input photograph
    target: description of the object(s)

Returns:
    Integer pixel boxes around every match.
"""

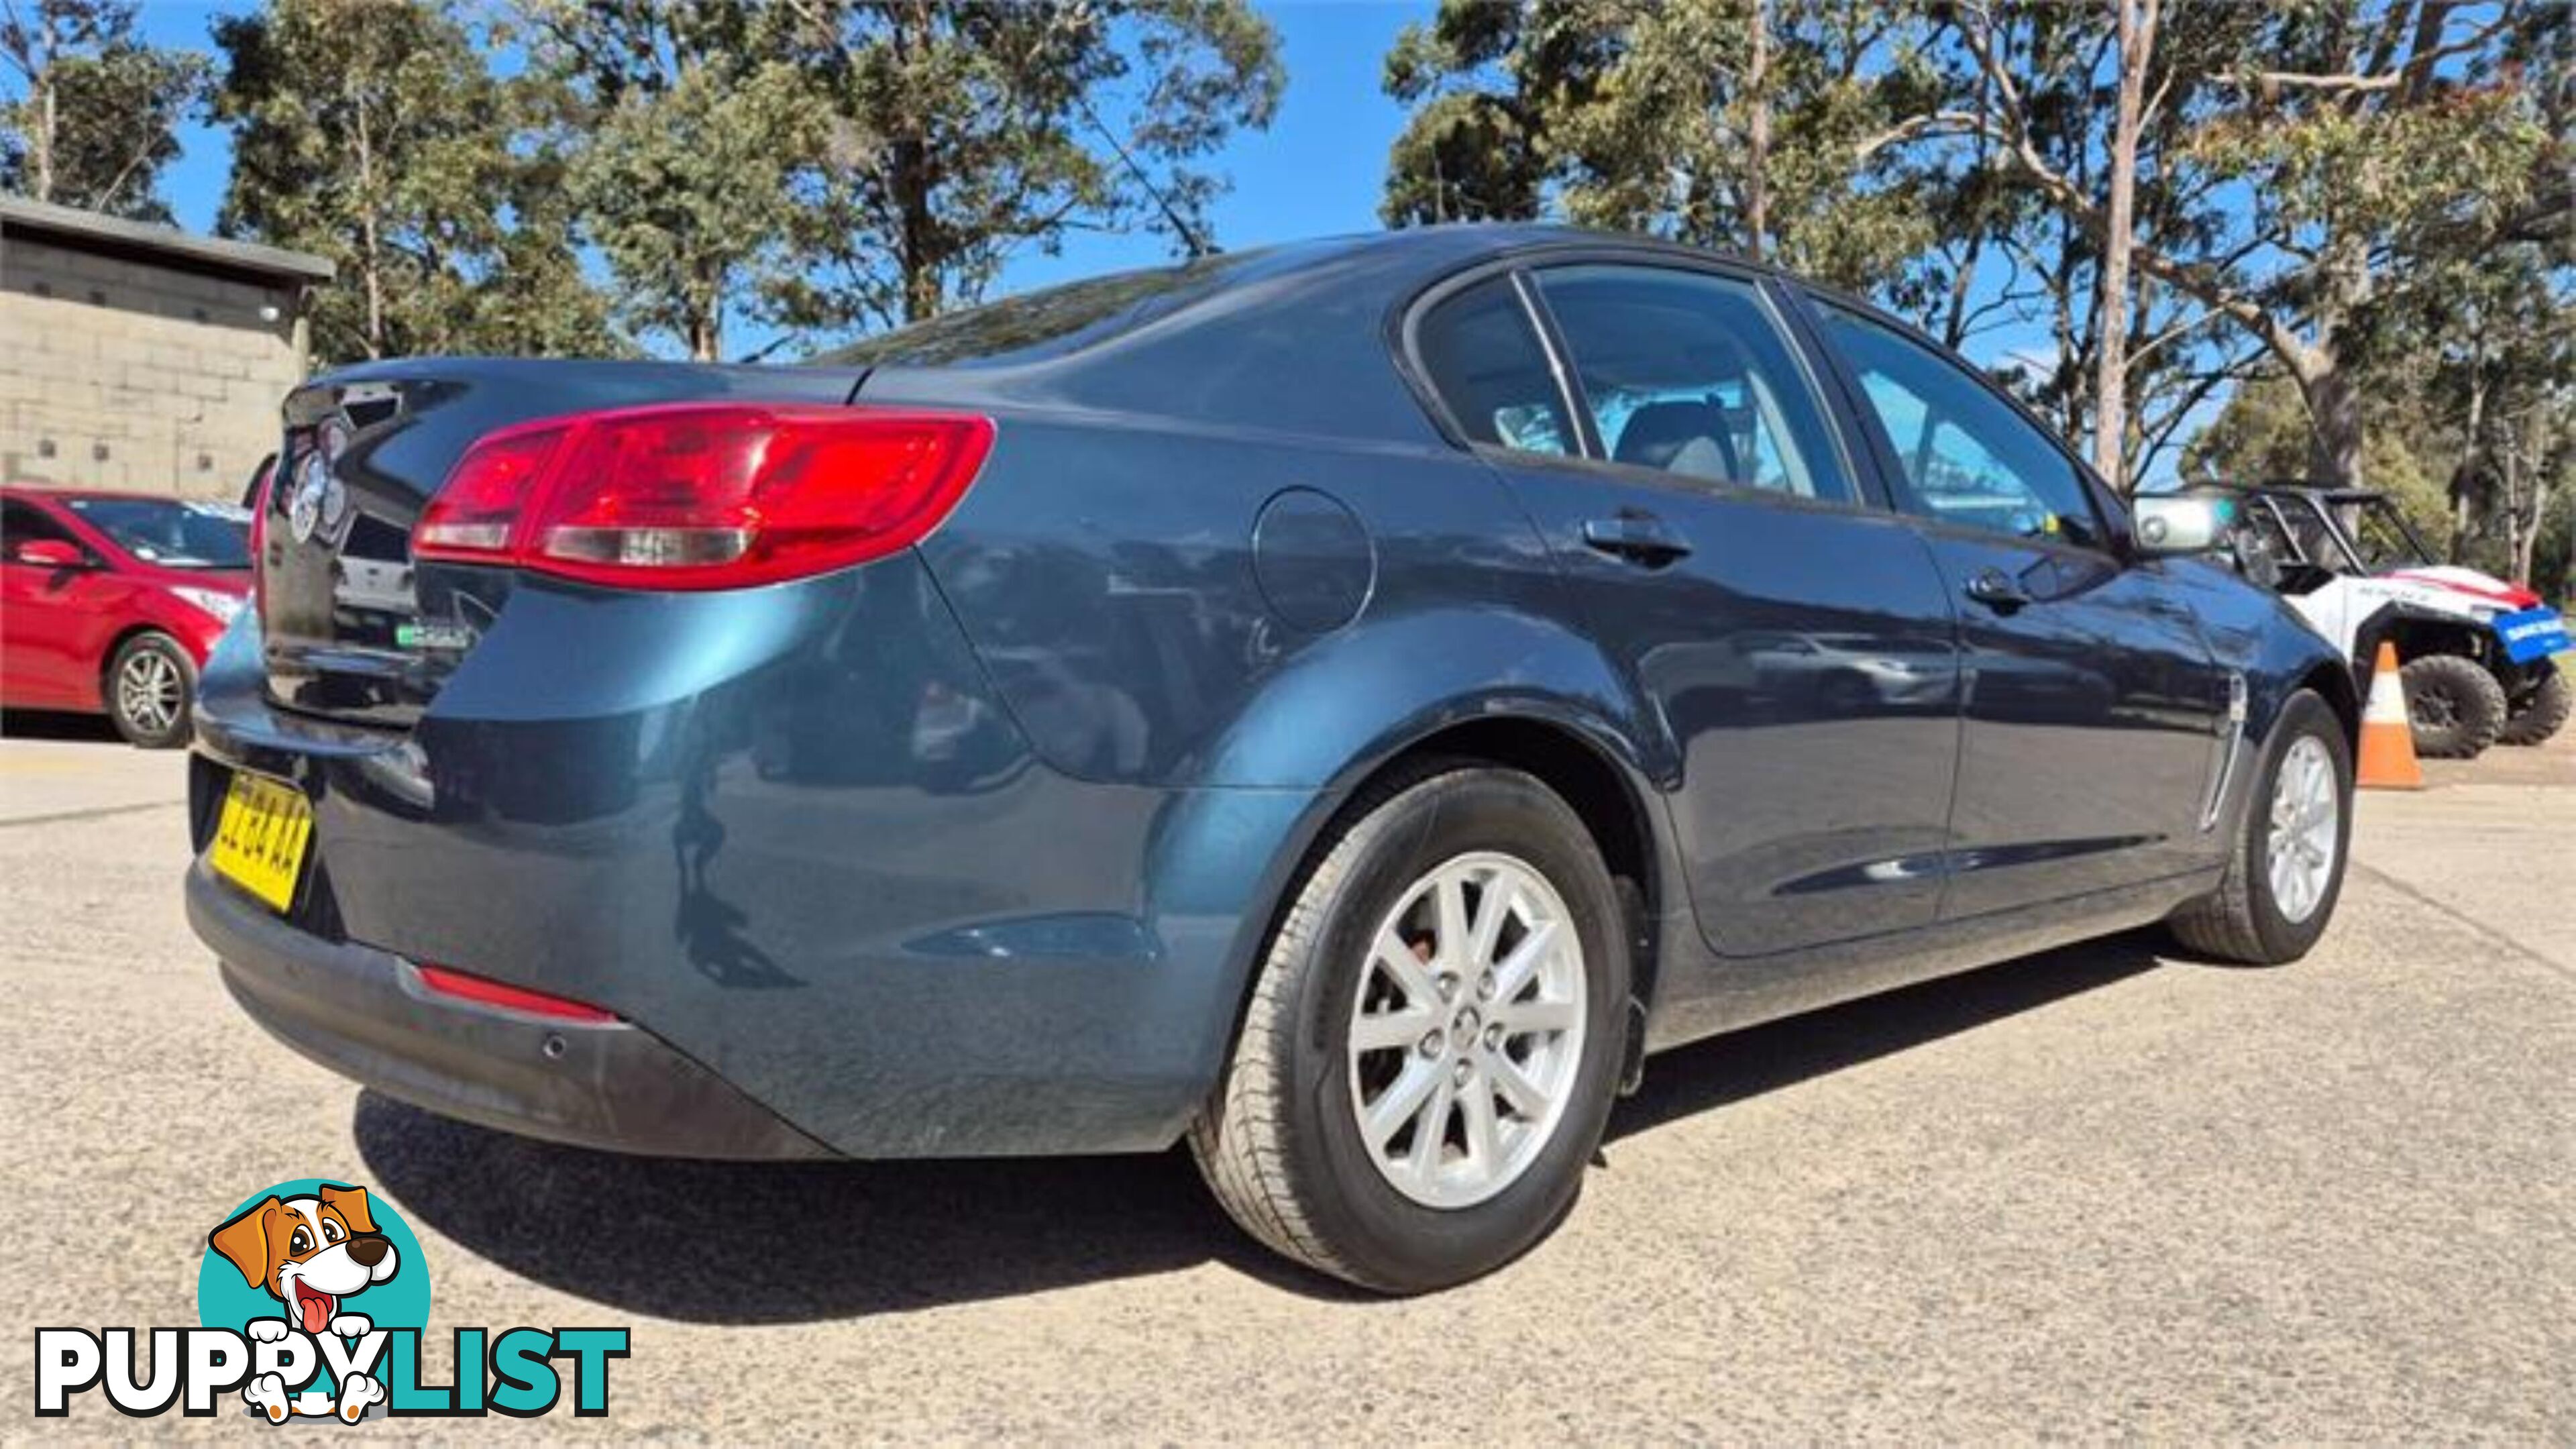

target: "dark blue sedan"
[188,225,2356,1293]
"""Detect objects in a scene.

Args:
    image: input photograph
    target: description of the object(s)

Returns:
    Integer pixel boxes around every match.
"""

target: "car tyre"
[2400,653,2507,759]
[2167,689,2353,965]
[1190,763,1630,1294]
[105,631,196,749]
[2498,661,2569,747]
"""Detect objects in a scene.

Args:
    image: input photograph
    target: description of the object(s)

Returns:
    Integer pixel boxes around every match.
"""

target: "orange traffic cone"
[2357,641,2424,790]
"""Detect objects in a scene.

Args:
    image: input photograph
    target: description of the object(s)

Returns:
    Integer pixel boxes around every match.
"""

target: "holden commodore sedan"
[187,225,2355,1293]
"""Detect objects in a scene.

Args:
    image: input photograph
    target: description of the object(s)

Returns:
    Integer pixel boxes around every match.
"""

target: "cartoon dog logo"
[208,1183,399,1423]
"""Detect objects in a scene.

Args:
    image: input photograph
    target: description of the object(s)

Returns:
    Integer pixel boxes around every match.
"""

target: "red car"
[2,486,252,747]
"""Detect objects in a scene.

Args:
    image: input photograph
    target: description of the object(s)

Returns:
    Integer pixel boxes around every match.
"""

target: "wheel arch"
[2357,602,2491,674]
[1179,704,1678,1124]
[1360,715,1667,1017]
[2298,658,2361,746]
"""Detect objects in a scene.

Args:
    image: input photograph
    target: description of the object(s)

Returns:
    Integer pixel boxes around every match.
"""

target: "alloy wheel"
[117,649,183,739]
[1346,851,1587,1210]
[2265,735,2339,924]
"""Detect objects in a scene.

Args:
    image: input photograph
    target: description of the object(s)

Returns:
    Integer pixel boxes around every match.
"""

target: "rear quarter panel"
[906,413,1668,792]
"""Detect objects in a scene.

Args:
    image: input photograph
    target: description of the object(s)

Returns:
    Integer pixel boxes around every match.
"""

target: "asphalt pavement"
[2,710,2569,1441]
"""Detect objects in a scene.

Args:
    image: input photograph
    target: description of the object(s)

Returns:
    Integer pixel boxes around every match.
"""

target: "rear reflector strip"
[413,963,621,1025]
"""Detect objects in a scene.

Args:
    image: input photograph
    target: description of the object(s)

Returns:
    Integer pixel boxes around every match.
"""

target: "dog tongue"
[299,1290,332,1335]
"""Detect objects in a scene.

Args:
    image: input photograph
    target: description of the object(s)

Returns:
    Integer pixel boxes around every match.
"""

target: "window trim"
[1503,270,1605,460]
[1395,246,1893,517]
[1393,258,1574,457]
[1792,286,2127,559]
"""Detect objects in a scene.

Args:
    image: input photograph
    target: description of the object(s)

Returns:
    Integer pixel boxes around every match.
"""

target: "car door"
[1804,299,2232,918]
[1,497,112,708]
[1408,260,1962,957]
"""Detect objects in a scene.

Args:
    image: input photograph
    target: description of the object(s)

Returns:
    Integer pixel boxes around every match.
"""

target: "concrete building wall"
[1,231,306,498]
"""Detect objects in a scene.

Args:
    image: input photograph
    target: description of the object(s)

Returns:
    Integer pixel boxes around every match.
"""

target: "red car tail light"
[414,963,621,1024]
[413,403,994,589]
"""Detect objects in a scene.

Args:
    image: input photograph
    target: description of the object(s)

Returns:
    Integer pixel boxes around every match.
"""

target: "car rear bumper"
[183,554,1326,1159]
[190,860,837,1159]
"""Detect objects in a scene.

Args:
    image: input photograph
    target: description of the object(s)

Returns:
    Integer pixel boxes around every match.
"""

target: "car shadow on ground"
[0,708,120,743]
[359,930,2168,1322]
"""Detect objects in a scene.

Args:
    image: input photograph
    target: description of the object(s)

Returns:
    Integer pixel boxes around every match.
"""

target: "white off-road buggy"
[2200,482,2571,758]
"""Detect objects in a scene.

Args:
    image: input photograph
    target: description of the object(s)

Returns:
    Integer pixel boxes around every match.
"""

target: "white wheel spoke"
[1499,996,1579,1034]
[1460,1075,1501,1170]
[1406,1075,1457,1180]
[1488,1052,1550,1118]
[1350,1008,1438,1054]
[1363,1059,1441,1148]
[1435,874,1470,969]
[1465,880,1513,971]
[1371,928,1439,1007]
[1491,918,1560,1003]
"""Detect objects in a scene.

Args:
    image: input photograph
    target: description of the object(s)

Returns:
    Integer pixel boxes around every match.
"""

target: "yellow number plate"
[210,773,314,914]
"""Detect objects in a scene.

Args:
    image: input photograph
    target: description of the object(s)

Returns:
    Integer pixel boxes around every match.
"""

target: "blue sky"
[132,1,2195,480]
[138,1,1426,290]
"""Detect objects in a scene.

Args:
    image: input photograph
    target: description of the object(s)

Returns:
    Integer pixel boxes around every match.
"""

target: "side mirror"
[2130,494,2234,557]
[8,539,89,570]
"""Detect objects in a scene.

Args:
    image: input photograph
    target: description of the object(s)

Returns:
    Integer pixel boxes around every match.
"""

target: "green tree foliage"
[521,0,811,362]
[211,0,621,363]
[529,0,1281,360]
[0,0,209,221]
[1382,0,1937,290]
[1915,0,2561,488]
[771,0,1283,337]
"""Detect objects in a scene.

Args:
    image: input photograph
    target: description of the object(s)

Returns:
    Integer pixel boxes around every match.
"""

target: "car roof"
[838,223,1819,447]
[3,485,191,504]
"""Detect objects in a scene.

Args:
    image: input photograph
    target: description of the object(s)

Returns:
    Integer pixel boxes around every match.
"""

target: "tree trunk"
[890,1,938,325]
[2298,362,2365,488]
[2092,0,2156,492]
[690,260,722,362]
[2449,365,2487,563]
[351,91,386,360]
[32,78,55,202]
[1744,0,1770,262]
[896,133,936,324]
[2508,407,2548,586]
[2500,431,2527,584]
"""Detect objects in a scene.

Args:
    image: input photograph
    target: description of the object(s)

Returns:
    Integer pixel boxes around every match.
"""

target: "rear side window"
[1535,265,1851,504]
[1413,278,1576,456]
[1816,305,2102,547]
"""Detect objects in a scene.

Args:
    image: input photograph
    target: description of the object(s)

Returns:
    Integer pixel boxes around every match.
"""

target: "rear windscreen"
[809,252,1259,370]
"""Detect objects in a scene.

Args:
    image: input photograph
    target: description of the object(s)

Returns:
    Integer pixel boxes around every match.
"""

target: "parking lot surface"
[4,714,2569,1440]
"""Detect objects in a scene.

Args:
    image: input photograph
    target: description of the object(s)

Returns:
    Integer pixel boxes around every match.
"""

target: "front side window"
[1413,277,1575,457]
[1816,305,2101,547]
[1535,265,1850,504]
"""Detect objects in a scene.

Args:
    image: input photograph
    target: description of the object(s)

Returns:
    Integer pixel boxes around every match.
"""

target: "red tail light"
[413,403,994,590]
[414,963,621,1024]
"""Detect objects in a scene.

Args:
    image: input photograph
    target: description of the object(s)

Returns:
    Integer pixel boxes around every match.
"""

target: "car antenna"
[1077,95,1217,258]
